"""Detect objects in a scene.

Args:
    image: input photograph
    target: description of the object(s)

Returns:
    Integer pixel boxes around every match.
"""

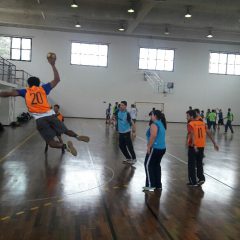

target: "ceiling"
[0,0,240,43]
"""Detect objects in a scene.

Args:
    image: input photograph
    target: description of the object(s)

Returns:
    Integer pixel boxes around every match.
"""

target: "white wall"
[0,26,239,124]
[0,92,10,124]
[0,84,27,124]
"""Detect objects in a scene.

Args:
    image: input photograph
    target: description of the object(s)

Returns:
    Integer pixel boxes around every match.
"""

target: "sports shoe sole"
[198,181,205,186]
[76,135,90,143]
[67,141,77,156]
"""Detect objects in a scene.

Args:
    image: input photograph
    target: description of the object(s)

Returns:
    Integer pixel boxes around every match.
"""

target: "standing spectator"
[217,109,224,130]
[195,109,203,121]
[206,109,211,129]
[111,102,118,128]
[130,104,138,124]
[149,108,156,126]
[208,109,217,131]
[105,103,111,124]
[130,104,138,139]
[225,108,234,133]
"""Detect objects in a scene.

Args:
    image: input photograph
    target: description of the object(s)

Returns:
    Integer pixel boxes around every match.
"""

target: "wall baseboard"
[64,117,240,126]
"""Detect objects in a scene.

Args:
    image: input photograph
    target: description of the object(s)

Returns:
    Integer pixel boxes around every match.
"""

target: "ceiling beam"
[126,0,157,34]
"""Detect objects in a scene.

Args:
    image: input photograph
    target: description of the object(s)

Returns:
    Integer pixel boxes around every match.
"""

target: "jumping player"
[0,53,89,156]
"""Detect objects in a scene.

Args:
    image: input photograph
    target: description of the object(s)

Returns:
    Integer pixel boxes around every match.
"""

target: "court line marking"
[136,135,236,190]
[87,145,117,240]
[0,165,115,203]
[0,183,131,222]
[0,131,37,163]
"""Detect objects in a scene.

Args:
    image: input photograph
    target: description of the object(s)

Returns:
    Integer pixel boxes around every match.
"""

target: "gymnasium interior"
[0,0,239,239]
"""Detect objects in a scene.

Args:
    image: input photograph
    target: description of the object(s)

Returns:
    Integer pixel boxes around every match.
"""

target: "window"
[0,36,32,61]
[139,48,175,71]
[0,37,11,59]
[209,52,240,75]
[11,37,32,61]
[71,42,108,67]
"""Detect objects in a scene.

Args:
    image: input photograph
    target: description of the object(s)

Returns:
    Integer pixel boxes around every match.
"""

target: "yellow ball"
[47,52,56,59]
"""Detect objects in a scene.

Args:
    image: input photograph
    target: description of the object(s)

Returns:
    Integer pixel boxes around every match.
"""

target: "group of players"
[192,107,234,133]
[0,53,235,192]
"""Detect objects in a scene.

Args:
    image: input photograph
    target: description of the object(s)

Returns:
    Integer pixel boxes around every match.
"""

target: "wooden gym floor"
[0,119,239,240]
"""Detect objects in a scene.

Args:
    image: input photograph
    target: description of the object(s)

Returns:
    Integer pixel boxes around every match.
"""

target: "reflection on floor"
[0,119,239,240]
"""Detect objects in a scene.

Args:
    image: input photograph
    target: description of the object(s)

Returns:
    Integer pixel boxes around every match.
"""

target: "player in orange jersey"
[0,54,89,156]
[186,110,219,187]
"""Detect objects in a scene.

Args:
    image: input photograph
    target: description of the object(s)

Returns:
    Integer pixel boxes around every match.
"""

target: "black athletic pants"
[119,132,136,160]
[208,121,216,131]
[188,147,205,185]
[144,148,166,188]
[225,120,234,133]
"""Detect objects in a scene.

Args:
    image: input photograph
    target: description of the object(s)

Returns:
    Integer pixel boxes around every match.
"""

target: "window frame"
[209,51,240,76]
[138,47,175,72]
[70,41,109,68]
[9,37,32,62]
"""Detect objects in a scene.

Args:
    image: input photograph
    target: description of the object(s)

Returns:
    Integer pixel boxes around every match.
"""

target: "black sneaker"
[186,182,199,187]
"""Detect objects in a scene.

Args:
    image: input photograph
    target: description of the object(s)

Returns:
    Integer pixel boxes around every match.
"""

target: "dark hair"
[131,104,134,108]
[187,110,196,119]
[54,104,60,109]
[189,106,192,110]
[228,108,231,111]
[153,110,167,129]
[121,101,127,106]
[194,108,200,114]
[27,77,40,87]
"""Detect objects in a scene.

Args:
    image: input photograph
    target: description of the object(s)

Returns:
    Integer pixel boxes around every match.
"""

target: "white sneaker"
[142,186,155,191]
[127,159,137,165]
[198,180,205,185]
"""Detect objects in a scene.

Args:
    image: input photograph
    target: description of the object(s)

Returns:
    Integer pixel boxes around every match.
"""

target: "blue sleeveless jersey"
[146,120,166,149]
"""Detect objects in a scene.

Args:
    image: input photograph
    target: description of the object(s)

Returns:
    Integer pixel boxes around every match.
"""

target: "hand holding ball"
[47,52,56,65]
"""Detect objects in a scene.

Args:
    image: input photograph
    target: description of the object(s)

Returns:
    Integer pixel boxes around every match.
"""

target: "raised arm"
[48,55,60,89]
[206,129,219,151]
[0,90,20,98]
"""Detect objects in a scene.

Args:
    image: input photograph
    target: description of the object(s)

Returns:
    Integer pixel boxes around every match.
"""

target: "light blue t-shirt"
[146,120,166,150]
[118,111,131,133]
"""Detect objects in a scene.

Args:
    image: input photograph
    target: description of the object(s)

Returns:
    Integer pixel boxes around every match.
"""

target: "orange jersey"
[56,112,64,122]
[188,120,207,147]
[25,86,51,113]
